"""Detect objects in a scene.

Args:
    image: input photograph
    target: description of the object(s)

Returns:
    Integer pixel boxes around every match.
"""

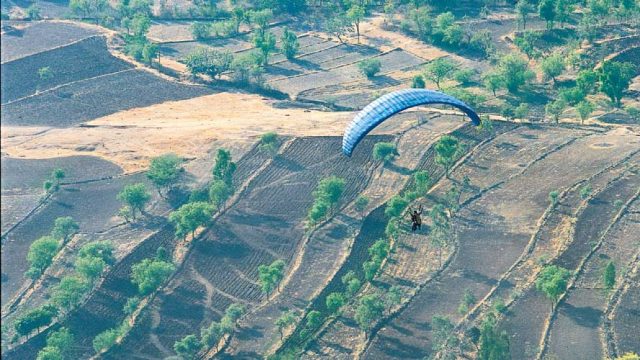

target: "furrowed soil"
[364,127,640,359]
[109,136,386,359]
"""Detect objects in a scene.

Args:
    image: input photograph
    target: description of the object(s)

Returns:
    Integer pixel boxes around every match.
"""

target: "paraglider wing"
[342,89,481,156]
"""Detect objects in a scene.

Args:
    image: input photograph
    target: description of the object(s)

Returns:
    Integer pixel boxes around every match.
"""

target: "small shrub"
[358,58,382,79]
[373,142,398,163]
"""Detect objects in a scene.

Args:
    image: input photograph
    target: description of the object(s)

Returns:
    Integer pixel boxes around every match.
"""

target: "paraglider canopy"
[342,89,481,156]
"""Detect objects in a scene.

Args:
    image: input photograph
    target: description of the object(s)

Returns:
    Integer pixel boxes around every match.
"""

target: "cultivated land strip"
[364,127,638,359]
[606,249,640,357]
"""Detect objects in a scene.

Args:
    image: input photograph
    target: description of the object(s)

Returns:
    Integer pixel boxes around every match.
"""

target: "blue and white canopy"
[342,89,481,156]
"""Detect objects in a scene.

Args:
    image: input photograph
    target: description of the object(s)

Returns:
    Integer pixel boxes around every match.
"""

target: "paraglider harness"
[408,205,423,232]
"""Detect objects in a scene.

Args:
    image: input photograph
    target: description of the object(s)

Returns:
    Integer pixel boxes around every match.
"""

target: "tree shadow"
[560,302,602,328]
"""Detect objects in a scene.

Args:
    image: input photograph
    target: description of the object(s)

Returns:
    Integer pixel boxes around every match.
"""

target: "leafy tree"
[208,180,231,208]
[223,303,245,324]
[346,4,366,43]
[549,190,560,206]
[363,258,382,281]
[483,72,504,96]
[75,256,106,281]
[385,286,403,310]
[201,322,224,350]
[123,296,141,315]
[535,265,571,310]
[315,176,346,206]
[169,201,215,239]
[308,199,330,225]
[478,313,510,360]
[539,0,557,29]
[117,183,151,220]
[603,261,616,290]
[413,170,431,195]
[545,99,567,123]
[36,346,63,360]
[423,57,456,89]
[580,183,592,200]
[358,58,382,79]
[212,148,236,186]
[131,258,175,295]
[147,154,183,196]
[435,135,463,177]
[514,103,530,120]
[516,0,534,29]
[52,276,88,310]
[69,0,108,18]
[466,326,481,351]
[559,86,586,105]
[27,236,60,279]
[458,289,477,315]
[258,259,286,294]
[325,15,352,44]
[453,68,475,85]
[409,7,432,40]
[431,315,455,352]
[26,4,42,19]
[354,195,370,214]
[274,310,297,340]
[43,327,73,358]
[498,54,535,93]
[185,47,233,79]
[14,304,59,338]
[51,217,79,243]
[599,61,636,107]
[540,52,565,84]
[191,22,211,40]
[326,292,346,315]
[259,131,279,153]
[78,241,115,264]
[280,28,299,60]
[342,270,362,297]
[253,31,277,65]
[576,69,598,95]
[174,334,201,360]
[248,8,273,32]
[92,328,118,354]
[555,0,574,28]
[38,67,54,81]
[411,74,426,88]
[355,294,384,337]
[385,195,408,218]
[303,310,323,335]
[373,142,398,163]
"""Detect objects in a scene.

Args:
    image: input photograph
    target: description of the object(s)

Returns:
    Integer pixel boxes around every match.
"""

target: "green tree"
[78,241,115,264]
[358,58,382,79]
[258,259,286,294]
[354,195,370,214]
[549,190,560,206]
[259,131,279,154]
[413,170,431,195]
[38,67,54,81]
[304,310,323,335]
[603,261,616,290]
[44,327,73,358]
[514,103,530,120]
[191,22,211,40]
[169,201,215,239]
[355,294,385,337]
[185,47,233,79]
[147,154,183,197]
[208,179,231,208]
[281,28,299,60]
[373,142,398,163]
[423,57,456,89]
[51,217,79,243]
[75,256,106,281]
[516,0,534,29]
[545,99,567,123]
[385,195,408,218]
[540,52,565,84]
[275,310,297,340]
[342,270,362,297]
[483,72,504,96]
[92,328,118,353]
[253,31,277,65]
[52,276,88,310]
[27,236,60,279]
[130,258,175,295]
[580,183,592,200]
[326,292,346,315]
[453,68,475,85]
[347,4,366,43]
[174,334,201,360]
[479,313,510,360]
[535,265,571,310]
[36,347,62,360]
[435,135,463,177]
[14,304,59,338]
[212,148,236,186]
[123,296,141,315]
[201,322,224,350]
[599,61,636,107]
[117,183,151,220]
[385,286,403,310]
[432,315,455,352]
[576,70,598,95]
[458,289,477,315]
[539,0,557,29]
[498,53,535,93]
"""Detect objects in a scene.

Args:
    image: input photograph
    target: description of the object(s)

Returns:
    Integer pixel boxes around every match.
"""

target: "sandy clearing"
[2,92,454,173]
